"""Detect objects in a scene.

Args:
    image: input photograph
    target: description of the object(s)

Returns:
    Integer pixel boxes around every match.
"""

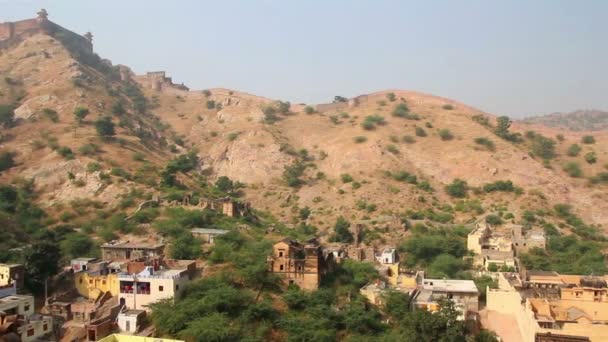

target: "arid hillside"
[522,110,608,131]
[142,80,608,229]
[1,27,608,237]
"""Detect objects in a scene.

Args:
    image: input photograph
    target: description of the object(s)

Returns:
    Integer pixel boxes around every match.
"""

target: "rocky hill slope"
[1,23,608,237]
[522,110,608,131]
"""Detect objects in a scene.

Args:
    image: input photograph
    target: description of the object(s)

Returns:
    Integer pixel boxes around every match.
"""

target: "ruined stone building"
[267,238,334,291]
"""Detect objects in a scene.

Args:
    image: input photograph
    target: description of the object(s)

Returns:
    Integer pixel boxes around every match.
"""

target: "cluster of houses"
[0,238,197,342]
[267,221,608,341]
[0,263,54,341]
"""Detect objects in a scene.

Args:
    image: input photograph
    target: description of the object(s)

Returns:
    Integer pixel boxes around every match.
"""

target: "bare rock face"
[14,103,33,120]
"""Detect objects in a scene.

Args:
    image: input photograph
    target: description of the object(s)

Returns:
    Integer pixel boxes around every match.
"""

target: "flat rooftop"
[118,268,185,279]
[0,294,32,304]
[101,241,165,249]
[421,279,479,293]
[191,228,230,235]
[121,309,146,316]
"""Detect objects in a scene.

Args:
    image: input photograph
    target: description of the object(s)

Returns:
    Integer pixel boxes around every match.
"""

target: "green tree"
[215,176,234,193]
[331,216,353,243]
[23,242,61,293]
[170,233,201,259]
[73,106,89,123]
[383,290,410,320]
[60,233,96,260]
[494,116,511,139]
[475,330,499,342]
[179,313,240,342]
[94,116,116,137]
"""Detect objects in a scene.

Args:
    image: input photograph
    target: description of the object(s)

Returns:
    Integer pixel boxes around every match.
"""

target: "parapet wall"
[0,17,92,53]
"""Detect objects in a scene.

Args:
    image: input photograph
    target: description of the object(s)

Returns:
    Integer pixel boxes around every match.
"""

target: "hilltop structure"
[0,9,92,51]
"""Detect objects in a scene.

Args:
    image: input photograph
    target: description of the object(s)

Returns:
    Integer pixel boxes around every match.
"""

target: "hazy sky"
[2,0,607,118]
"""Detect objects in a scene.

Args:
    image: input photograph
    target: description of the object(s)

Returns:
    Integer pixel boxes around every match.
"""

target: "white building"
[117,309,146,333]
[118,266,192,311]
[0,294,53,341]
[376,248,398,264]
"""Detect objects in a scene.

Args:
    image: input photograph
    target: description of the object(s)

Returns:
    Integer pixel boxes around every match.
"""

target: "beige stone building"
[412,278,480,320]
[100,241,165,261]
[486,272,608,341]
[267,238,333,291]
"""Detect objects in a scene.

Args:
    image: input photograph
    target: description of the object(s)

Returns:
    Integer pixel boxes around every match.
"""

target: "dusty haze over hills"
[2,1,607,118]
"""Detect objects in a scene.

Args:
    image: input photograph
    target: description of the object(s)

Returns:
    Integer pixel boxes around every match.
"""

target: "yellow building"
[0,263,24,288]
[74,272,120,299]
[99,334,183,342]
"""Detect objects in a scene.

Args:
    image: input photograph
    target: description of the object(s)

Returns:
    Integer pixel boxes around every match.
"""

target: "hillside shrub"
[563,162,583,178]
[304,106,315,114]
[95,117,116,137]
[353,136,367,143]
[474,137,495,151]
[73,107,89,123]
[263,106,279,124]
[0,151,15,172]
[206,100,216,109]
[442,104,454,110]
[283,160,306,187]
[584,152,597,164]
[582,135,595,144]
[567,144,581,157]
[43,108,59,123]
[494,116,521,142]
[78,143,100,156]
[438,129,454,141]
[402,135,415,144]
[341,174,354,183]
[57,147,74,160]
[386,92,396,102]
[531,135,556,159]
[483,180,515,193]
[392,103,419,120]
[415,127,427,137]
[445,179,468,198]
[386,144,399,154]
[0,104,15,127]
[361,114,386,130]
[485,214,503,225]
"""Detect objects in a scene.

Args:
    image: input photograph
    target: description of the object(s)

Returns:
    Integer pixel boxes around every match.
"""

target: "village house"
[0,263,24,289]
[100,241,165,261]
[99,334,184,342]
[117,259,195,311]
[411,278,480,320]
[0,294,53,341]
[486,272,608,342]
[117,309,146,334]
[467,222,546,271]
[190,228,229,244]
[267,238,334,291]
